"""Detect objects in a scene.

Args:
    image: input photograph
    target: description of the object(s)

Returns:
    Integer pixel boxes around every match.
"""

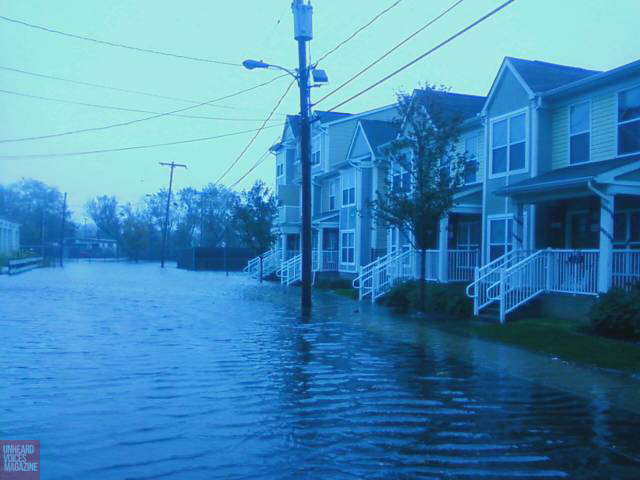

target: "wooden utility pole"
[159,162,187,268]
[59,192,67,267]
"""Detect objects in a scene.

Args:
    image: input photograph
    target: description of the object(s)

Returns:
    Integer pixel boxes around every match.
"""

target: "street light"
[242,0,325,312]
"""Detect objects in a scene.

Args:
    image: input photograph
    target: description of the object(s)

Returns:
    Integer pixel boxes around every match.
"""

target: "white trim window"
[392,162,410,192]
[328,181,336,210]
[614,209,640,249]
[311,135,321,166]
[276,163,284,177]
[569,101,590,164]
[340,230,355,264]
[341,170,356,207]
[464,135,479,184]
[457,220,481,250]
[488,216,514,261]
[618,85,640,156]
[491,112,526,176]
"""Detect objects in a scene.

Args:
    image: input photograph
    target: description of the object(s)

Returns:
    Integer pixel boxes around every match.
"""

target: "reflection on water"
[1,262,639,479]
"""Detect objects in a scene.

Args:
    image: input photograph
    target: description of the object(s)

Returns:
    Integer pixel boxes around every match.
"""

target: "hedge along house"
[0,217,20,255]
[468,57,640,321]
[353,89,487,300]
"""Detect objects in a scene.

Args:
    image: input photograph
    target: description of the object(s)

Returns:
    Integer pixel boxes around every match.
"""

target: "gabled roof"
[506,57,601,93]
[496,155,640,196]
[314,111,352,123]
[413,89,485,123]
[359,120,400,152]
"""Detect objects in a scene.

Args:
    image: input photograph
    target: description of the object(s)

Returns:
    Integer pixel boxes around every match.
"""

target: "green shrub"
[378,281,472,318]
[589,286,640,341]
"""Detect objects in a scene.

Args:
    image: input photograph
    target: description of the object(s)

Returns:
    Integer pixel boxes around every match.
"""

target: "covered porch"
[497,156,640,293]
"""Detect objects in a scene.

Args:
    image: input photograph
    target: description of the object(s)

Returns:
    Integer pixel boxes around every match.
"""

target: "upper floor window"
[392,164,410,192]
[286,148,296,165]
[618,86,640,155]
[464,136,479,183]
[276,163,284,177]
[329,182,336,210]
[491,112,526,176]
[311,135,321,166]
[341,172,356,207]
[569,101,590,164]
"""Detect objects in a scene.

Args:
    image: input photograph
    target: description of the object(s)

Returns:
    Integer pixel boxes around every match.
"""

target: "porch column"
[317,228,324,272]
[598,194,614,293]
[438,215,449,283]
[515,202,525,250]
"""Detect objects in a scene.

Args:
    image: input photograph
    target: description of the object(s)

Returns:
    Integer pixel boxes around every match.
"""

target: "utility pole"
[293,0,313,311]
[40,205,45,258]
[59,192,67,267]
[159,162,187,268]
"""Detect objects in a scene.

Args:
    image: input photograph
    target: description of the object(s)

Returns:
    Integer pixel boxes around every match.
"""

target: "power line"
[0,123,284,159]
[0,64,287,115]
[0,14,242,67]
[322,0,516,112]
[0,88,284,123]
[0,75,288,143]
[216,80,296,184]
[314,0,465,106]
[315,0,404,65]
[229,133,281,189]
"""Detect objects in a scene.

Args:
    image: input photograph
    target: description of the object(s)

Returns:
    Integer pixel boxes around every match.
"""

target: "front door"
[567,211,598,249]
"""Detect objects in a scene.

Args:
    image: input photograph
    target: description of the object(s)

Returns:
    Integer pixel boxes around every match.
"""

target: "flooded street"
[1,262,640,479]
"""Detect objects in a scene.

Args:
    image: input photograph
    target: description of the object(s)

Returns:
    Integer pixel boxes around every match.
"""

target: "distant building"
[0,217,20,254]
[65,237,118,257]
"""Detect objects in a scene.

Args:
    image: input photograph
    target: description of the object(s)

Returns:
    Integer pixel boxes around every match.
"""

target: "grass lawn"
[462,317,640,373]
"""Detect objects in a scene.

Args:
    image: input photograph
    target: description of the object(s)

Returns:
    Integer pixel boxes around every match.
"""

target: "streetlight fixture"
[242,0,325,312]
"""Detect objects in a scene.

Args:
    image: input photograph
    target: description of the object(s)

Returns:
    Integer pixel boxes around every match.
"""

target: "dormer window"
[276,164,284,177]
[491,112,526,176]
[569,101,590,164]
[618,86,640,155]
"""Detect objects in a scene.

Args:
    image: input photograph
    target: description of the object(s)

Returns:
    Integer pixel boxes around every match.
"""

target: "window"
[311,136,321,166]
[341,171,356,206]
[570,102,590,164]
[341,231,355,264]
[392,164,410,192]
[618,86,640,155]
[614,210,640,249]
[329,182,336,210]
[491,113,526,175]
[457,221,480,250]
[276,163,284,177]
[464,136,479,183]
[488,217,514,261]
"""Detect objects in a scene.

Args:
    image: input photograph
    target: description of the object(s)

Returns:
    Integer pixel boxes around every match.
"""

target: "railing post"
[545,248,552,291]
[499,268,506,324]
[473,266,479,316]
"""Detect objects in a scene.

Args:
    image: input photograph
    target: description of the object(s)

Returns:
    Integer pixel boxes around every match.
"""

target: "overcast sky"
[1,0,638,221]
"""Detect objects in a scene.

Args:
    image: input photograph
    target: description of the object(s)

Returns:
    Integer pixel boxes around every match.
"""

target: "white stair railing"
[466,249,534,315]
[352,251,396,300]
[280,253,302,285]
[244,248,281,279]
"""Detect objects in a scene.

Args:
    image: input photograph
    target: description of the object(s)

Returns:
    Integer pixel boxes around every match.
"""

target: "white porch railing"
[447,249,480,282]
[476,249,600,323]
[613,249,640,290]
[244,248,281,279]
[321,250,339,271]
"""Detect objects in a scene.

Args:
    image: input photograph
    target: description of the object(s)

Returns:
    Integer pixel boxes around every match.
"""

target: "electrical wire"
[0,88,284,124]
[314,0,404,65]
[0,123,284,159]
[322,0,516,112]
[216,80,296,184]
[314,0,465,106]
[229,147,273,189]
[0,64,286,115]
[0,14,242,67]
[0,75,288,143]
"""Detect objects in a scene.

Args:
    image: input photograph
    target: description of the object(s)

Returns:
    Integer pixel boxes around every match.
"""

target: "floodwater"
[1,262,639,479]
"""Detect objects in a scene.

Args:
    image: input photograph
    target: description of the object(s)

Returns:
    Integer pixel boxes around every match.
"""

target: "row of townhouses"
[246,56,640,322]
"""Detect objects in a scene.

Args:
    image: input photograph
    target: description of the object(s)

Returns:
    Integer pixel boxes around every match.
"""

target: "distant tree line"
[0,178,277,262]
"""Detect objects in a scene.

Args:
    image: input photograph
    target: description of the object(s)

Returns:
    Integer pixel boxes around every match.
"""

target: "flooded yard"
[1,262,639,479]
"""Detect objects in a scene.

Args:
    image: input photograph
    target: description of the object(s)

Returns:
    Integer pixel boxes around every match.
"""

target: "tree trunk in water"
[259,255,263,283]
[420,248,426,311]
